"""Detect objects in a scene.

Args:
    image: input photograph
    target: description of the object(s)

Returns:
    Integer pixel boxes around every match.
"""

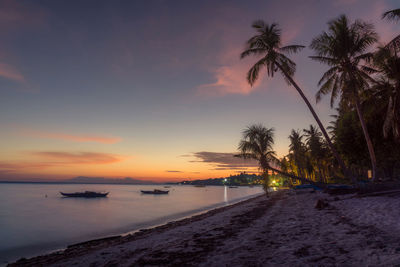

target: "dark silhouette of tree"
[288,130,307,178]
[240,20,350,181]
[310,15,378,181]
[304,125,327,182]
[237,124,321,192]
[371,47,400,141]
[237,124,276,194]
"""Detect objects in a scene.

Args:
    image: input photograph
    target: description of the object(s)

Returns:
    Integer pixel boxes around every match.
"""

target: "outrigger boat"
[60,191,109,198]
[141,189,169,194]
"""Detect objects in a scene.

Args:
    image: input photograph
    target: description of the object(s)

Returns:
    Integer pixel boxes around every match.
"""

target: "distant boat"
[141,189,169,194]
[229,186,238,188]
[60,191,109,198]
[194,185,206,187]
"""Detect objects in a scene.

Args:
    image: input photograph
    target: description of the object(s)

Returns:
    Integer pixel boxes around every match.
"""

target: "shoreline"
[10,189,400,266]
[8,192,267,266]
[1,186,264,265]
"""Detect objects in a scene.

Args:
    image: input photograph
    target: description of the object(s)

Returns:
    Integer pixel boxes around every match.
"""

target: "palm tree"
[237,124,276,194]
[327,114,338,140]
[237,124,321,190]
[288,130,307,178]
[304,125,326,182]
[310,15,378,181]
[241,20,350,181]
[372,47,400,141]
[382,9,400,52]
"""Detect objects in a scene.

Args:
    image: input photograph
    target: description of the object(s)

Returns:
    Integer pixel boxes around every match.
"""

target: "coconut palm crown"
[238,124,277,171]
[310,15,378,106]
[240,21,304,85]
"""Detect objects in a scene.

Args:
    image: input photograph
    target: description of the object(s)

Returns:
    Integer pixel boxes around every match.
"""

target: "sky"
[0,0,398,182]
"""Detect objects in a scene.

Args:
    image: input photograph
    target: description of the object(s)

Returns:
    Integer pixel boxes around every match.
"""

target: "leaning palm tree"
[310,15,378,181]
[237,124,322,191]
[241,20,350,181]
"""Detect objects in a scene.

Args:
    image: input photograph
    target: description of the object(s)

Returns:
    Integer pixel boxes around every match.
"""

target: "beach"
[0,183,264,263]
[9,189,400,266]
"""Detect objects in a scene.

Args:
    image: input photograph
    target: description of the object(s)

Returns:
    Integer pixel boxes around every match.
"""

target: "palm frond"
[382,9,400,21]
[246,57,268,86]
[240,48,267,59]
[318,66,338,86]
[279,45,305,54]
[309,56,337,66]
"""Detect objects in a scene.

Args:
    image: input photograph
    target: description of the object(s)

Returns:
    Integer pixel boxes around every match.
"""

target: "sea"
[0,183,263,264]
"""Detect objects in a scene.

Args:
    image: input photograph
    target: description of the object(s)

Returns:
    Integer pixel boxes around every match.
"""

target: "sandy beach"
[10,189,400,266]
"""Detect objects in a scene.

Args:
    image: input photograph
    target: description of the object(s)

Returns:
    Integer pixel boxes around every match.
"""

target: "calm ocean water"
[0,183,263,264]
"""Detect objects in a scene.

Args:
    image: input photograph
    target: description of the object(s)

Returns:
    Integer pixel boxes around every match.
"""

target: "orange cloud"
[0,151,124,173]
[0,62,25,83]
[0,162,53,171]
[21,129,121,144]
[31,151,123,164]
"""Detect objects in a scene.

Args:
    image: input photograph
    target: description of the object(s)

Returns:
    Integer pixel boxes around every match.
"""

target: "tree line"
[237,9,400,190]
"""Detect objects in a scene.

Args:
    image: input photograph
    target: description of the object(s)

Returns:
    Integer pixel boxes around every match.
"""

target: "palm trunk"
[355,99,377,181]
[317,161,323,183]
[296,160,304,181]
[275,62,353,183]
[394,93,400,140]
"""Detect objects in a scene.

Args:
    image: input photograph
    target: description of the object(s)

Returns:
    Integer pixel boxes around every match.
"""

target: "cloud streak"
[189,151,259,171]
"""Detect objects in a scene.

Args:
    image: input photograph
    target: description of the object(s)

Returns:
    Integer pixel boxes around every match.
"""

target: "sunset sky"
[0,0,398,181]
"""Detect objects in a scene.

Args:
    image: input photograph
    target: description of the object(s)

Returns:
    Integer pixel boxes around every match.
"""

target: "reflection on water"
[224,186,228,203]
[0,183,262,263]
